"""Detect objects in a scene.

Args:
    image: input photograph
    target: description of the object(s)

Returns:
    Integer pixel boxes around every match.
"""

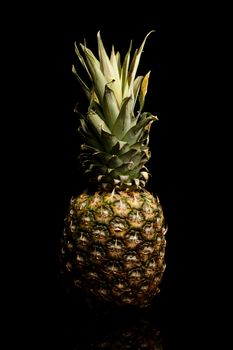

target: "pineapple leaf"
[110,162,134,178]
[86,109,111,136]
[97,31,122,105]
[110,45,121,81]
[102,85,120,129]
[72,65,91,100]
[78,126,103,150]
[74,42,92,80]
[125,152,143,168]
[79,43,108,103]
[107,155,123,168]
[94,151,113,164]
[119,148,138,163]
[139,71,151,112]
[128,31,155,94]
[111,140,128,154]
[133,76,144,110]
[97,31,115,80]
[112,97,136,139]
[80,144,103,153]
[122,113,157,145]
[121,40,132,99]
[100,129,119,151]
[115,51,121,74]
[128,160,150,177]
[88,99,104,121]
[86,163,108,174]
[117,142,131,155]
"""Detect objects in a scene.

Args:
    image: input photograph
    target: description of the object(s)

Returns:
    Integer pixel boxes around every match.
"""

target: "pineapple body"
[61,189,166,307]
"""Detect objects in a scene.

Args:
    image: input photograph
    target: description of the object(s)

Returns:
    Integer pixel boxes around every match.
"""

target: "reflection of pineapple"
[73,319,163,350]
[61,31,167,308]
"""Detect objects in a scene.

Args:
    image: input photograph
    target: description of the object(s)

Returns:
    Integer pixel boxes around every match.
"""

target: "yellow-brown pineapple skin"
[61,189,167,308]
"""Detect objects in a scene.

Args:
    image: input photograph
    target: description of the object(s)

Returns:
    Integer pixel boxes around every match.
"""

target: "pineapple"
[61,31,167,308]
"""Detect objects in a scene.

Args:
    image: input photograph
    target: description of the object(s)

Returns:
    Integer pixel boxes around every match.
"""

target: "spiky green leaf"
[122,114,157,145]
[121,40,132,99]
[86,109,111,136]
[102,85,120,128]
[128,30,155,94]
[72,65,91,100]
[100,129,118,151]
[79,43,108,103]
[97,31,122,105]
[112,97,136,139]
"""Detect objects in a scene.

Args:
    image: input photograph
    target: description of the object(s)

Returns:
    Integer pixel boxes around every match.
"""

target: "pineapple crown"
[73,31,158,191]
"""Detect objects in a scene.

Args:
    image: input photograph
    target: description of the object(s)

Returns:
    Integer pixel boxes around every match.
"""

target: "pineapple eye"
[147,258,156,268]
[92,226,110,242]
[90,245,106,263]
[113,279,127,290]
[123,251,139,270]
[125,230,142,249]
[104,261,122,275]
[141,222,156,240]
[113,199,130,216]
[78,199,89,209]
[139,242,154,255]
[107,239,125,258]
[127,209,145,228]
[142,201,156,220]
[94,206,113,224]
[86,270,100,281]
[79,212,94,229]
[120,294,135,305]
[76,252,86,266]
[125,253,137,261]
[109,217,128,237]
[142,202,153,213]
[128,269,143,285]
[97,286,110,299]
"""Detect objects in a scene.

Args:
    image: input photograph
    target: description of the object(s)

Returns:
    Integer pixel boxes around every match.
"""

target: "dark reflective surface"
[36,259,183,350]
[48,288,171,349]
[68,317,163,350]
[60,300,162,348]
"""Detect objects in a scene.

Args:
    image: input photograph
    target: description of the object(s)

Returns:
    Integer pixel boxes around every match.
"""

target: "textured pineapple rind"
[61,189,167,308]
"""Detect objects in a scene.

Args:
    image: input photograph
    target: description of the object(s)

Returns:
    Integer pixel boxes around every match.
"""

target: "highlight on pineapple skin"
[60,31,167,308]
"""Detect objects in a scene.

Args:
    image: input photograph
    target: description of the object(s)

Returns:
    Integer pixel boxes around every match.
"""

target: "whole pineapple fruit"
[61,31,167,308]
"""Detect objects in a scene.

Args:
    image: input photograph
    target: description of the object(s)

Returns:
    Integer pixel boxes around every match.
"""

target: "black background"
[6,3,225,349]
